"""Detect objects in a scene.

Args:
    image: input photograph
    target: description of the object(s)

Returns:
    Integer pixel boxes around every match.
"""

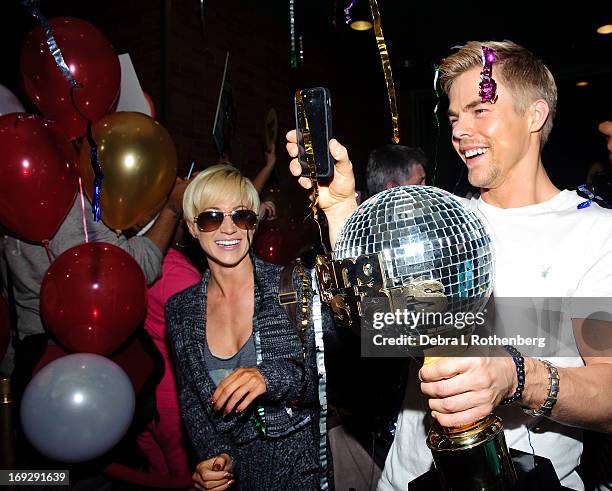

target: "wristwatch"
[523,359,559,417]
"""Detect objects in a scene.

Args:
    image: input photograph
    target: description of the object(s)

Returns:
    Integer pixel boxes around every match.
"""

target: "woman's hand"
[259,200,277,221]
[212,368,267,415]
[193,453,234,490]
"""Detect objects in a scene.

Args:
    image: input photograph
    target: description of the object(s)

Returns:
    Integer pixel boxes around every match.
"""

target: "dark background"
[1,0,611,200]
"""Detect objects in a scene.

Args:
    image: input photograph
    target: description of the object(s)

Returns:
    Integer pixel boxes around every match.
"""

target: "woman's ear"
[186,221,198,239]
[528,99,550,134]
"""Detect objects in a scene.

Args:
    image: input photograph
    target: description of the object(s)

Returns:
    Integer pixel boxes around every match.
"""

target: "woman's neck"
[207,255,254,298]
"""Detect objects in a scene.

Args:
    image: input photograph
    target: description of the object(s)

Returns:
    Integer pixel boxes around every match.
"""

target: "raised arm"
[144,177,190,255]
[252,144,277,194]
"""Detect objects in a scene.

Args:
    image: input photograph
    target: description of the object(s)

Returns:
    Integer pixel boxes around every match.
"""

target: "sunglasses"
[193,209,258,232]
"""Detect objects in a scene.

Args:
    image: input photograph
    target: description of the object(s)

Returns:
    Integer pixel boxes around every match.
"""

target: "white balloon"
[0,85,25,117]
[20,353,135,463]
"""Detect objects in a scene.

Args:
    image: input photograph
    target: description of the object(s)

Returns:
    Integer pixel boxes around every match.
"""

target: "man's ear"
[384,180,399,190]
[528,99,550,134]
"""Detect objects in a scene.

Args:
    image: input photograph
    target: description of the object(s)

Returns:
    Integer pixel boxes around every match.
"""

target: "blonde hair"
[439,40,557,145]
[183,164,260,223]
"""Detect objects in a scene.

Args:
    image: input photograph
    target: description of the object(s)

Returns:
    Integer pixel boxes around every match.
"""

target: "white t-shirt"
[379,190,612,491]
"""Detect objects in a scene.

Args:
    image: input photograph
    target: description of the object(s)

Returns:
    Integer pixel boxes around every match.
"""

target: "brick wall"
[6,0,338,249]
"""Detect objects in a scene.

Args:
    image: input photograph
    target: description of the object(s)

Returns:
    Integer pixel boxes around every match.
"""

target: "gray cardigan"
[166,256,332,489]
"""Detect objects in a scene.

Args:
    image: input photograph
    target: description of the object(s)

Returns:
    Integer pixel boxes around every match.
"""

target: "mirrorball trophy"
[315,186,517,490]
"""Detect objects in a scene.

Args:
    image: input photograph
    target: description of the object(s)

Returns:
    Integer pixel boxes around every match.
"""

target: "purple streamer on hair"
[479,46,498,104]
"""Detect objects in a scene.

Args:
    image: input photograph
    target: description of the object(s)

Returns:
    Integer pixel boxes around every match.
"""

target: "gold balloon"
[78,112,178,230]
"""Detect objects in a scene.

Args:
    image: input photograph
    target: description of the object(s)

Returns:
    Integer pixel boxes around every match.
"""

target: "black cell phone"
[294,87,334,179]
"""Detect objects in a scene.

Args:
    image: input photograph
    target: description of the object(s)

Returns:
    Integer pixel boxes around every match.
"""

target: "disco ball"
[333,186,494,334]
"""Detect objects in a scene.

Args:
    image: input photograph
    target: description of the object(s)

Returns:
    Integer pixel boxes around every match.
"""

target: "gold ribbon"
[295,90,330,254]
[369,0,399,144]
[294,91,320,219]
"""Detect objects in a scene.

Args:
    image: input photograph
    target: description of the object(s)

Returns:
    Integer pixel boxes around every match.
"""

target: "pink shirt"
[145,248,201,408]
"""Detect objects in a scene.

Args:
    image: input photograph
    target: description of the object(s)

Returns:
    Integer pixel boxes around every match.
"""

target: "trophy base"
[408,448,572,491]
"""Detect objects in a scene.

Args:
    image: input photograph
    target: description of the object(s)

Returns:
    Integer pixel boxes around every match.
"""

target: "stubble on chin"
[467,162,500,189]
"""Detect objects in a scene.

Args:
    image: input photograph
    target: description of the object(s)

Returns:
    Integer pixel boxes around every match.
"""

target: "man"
[287,40,612,490]
[366,144,427,196]
[0,178,188,377]
[325,145,428,488]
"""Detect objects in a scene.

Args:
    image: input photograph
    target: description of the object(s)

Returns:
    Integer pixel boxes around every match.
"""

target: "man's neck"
[480,158,560,209]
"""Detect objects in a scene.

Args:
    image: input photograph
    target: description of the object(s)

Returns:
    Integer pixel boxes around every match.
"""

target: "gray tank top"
[204,333,257,386]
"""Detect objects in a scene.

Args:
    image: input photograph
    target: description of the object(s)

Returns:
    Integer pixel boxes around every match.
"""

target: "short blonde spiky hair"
[183,164,260,224]
[439,40,557,146]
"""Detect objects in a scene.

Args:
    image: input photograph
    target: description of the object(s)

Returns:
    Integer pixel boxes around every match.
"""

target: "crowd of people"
[1,38,611,491]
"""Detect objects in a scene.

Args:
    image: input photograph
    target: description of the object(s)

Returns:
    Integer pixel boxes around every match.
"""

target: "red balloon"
[0,295,10,362]
[254,218,317,266]
[0,113,78,242]
[143,92,156,119]
[254,223,292,265]
[20,17,120,139]
[40,243,147,356]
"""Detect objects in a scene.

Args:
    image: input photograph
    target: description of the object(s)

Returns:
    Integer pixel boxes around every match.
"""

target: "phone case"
[294,87,334,179]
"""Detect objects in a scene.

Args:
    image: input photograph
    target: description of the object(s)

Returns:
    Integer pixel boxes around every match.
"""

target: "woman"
[136,221,202,483]
[166,164,330,490]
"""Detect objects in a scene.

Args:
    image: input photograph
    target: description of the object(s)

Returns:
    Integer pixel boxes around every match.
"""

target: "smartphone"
[294,87,334,179]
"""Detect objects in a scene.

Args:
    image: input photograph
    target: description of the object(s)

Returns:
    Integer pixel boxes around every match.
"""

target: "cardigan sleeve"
[176,361,236,460]
[257,356,317,406]
[166,296,236,461]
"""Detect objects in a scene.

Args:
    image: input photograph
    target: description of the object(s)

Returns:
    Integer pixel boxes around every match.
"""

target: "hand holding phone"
[294,87,334,179]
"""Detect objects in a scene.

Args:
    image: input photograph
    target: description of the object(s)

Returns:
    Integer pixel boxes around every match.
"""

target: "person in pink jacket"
[137,238,202,479]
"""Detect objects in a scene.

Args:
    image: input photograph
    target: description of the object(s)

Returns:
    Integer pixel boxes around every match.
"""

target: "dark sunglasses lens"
[196,211,223,231]
[232,210,257,230]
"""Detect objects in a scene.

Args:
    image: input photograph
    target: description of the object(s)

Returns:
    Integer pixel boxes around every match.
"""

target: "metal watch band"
[523,359,559,417]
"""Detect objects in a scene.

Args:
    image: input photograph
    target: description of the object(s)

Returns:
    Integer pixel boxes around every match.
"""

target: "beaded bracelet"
[500,345,525,405]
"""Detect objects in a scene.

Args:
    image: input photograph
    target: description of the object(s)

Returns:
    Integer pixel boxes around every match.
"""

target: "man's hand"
[286,130,356,213]
[419,356,516,427]
[193,453,234,490]
[212,368,267,415]
[286,130,357,245]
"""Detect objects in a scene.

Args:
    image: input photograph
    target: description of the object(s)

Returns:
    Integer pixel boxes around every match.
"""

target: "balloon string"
[289,0,297,69]
[344,0,357,24]
[78,177,89,243]
[42,240,52,263]
[368,0,399,144]
[199,0,206,37]
[23,0,104,221]
[23,1,90,121]
[21,0,78,89]
[86,121,103,222]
